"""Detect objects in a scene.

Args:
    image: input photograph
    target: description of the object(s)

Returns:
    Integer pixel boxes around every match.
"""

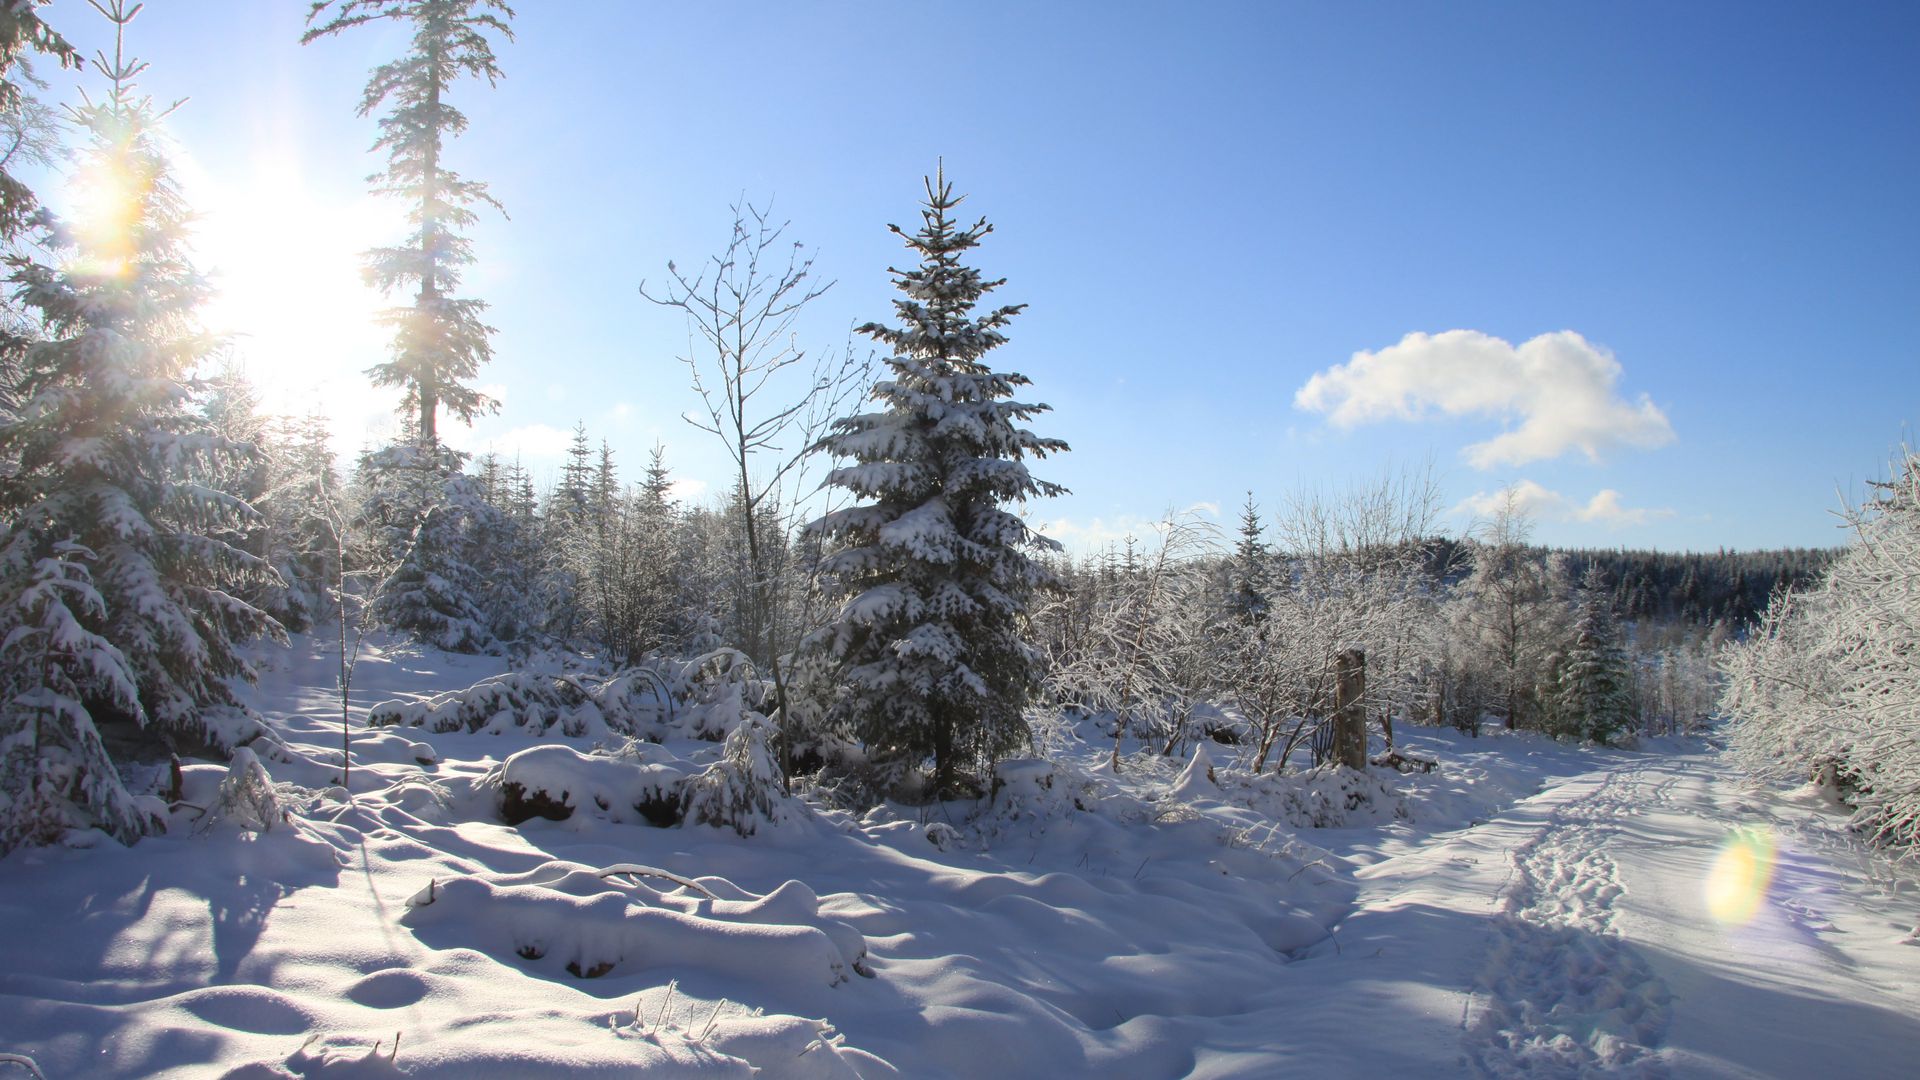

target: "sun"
[189,153,405,444]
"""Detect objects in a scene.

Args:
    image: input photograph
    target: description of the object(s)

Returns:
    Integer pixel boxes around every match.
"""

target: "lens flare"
[1705,827,1776,924]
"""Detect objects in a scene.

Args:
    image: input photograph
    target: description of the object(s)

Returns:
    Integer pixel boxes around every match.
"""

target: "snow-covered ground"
[1,637,1916,1077]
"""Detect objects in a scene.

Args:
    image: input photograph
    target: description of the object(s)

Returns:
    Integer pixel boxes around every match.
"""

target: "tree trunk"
[1334,648,1366,770]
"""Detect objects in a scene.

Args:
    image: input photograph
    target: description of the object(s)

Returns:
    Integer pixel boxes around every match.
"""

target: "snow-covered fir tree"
[802,168,1068,794]
[1554,566,1632,743]
[196,361,273,591]
[0,2,76,445]
[0,0,278,850]
[0,1,75,243]
[1228,492,1271,625]
[351,442,515,653]
[303,0,512,448]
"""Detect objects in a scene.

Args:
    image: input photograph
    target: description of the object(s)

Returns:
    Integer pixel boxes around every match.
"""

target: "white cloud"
[1454,480,1674,529]
[668,477,709,503]
[1294,330,1675,468]
[1036,515,1165,553]
[1037,504,1221,554]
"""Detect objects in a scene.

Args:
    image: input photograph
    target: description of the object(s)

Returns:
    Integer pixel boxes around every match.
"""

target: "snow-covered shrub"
[368,669,666,738]
[798,737,921,811]
[1204,763,1411,829]
[1724,451,1920,852]
[681,716,794,837]
[486,743,688,827]
[199,747,285,834]
[1169,741,1222,803]
[991,757,1059,815]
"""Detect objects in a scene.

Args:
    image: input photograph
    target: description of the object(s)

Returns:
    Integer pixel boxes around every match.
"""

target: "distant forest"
[1421,540,1839,628]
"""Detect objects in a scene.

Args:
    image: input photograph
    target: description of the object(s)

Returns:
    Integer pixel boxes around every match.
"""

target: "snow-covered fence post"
[1334,648,1367,770]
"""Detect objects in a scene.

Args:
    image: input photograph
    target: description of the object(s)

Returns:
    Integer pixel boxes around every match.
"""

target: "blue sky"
[42,1,1920,553]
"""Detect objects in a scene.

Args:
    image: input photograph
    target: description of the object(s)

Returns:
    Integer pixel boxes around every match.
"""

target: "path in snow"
[1327,750,1920,1080]
[1465,763,1674,1077]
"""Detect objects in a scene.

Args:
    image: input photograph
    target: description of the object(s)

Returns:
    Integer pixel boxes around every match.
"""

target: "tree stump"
[1334,648,1367,770]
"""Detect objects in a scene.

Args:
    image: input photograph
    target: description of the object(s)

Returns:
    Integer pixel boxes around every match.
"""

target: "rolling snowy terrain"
[1,636,1915,1078]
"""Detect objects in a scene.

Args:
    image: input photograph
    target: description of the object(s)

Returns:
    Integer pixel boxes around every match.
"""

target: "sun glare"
[192,156,404,445]
[1704,827,1777,925]
[70,154,149,278]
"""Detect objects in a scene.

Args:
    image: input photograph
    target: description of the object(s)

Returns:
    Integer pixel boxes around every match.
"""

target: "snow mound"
[487,743,688,827]
[401,860,871,988]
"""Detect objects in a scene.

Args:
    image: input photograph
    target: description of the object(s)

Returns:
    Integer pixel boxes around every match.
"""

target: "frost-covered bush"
[1187,760,1410,829]
[1724,452,1920,851]
[1036,518,1221,766]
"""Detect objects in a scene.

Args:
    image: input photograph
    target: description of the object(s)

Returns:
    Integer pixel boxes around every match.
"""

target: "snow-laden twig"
[0,1052,48,1080]
[597,864,719,899]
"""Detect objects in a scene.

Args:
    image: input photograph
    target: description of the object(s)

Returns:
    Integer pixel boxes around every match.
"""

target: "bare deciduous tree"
[642,199,868,788]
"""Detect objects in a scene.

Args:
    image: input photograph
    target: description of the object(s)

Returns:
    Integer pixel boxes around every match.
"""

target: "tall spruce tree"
[302,0,513,448]
[0,0,278,850]
[306,0,512,652]
[1556,566,1633,743]
[803,168,1067,794]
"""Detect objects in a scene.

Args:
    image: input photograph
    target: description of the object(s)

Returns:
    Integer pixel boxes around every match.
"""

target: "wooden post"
[1334,648,1367,770]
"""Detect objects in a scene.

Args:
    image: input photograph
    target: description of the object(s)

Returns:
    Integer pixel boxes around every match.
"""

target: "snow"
[0,636,1916,1077]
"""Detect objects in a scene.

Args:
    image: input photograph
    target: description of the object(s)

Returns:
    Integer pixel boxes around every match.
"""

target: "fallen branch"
[597,863,719,899]
[1371,749,1437,774]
